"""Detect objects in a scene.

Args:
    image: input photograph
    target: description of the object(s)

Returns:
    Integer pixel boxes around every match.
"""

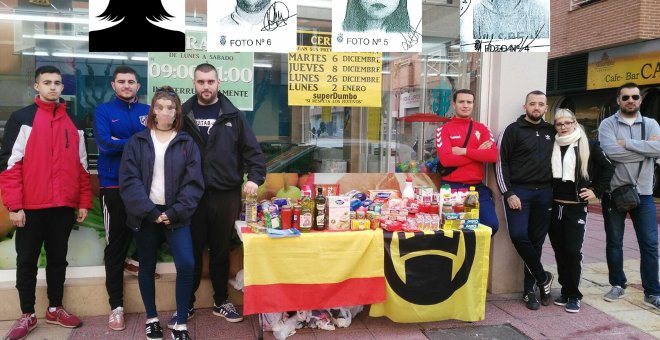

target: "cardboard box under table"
[370,225,492,322]
[241,227,386,315]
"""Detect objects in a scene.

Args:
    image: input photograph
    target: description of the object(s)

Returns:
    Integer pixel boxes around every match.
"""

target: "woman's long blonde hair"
[554,109,590,179]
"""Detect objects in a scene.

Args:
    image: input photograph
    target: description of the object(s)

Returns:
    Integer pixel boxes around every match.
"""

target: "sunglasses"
[554,121,574,129]
[620,95,640,101]
[155,88,178,97]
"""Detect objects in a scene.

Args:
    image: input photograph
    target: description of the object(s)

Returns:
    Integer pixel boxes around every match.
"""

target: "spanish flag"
[243,229,385,315]
[370,226,491,322]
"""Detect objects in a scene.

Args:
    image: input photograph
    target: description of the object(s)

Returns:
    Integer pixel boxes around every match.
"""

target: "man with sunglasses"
[598,82,660,311]
[172,63,265,327]
[94,66,150,331]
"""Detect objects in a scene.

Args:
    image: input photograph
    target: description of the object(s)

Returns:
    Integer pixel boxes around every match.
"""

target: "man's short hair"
[617,82,639,97]
[525,90,546,102]
[194,63,217,75]
[112,66,138,82]
[452,89,475,102]
[35,65,61,81]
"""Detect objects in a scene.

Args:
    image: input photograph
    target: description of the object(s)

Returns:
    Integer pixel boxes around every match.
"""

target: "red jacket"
[0,97,92,211]
[435,117,498,184]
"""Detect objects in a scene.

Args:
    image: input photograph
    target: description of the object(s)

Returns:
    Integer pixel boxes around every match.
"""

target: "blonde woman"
[548,109,614,313]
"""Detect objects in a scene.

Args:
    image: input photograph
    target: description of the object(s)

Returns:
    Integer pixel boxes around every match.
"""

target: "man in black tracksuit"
[496,90,555,310]
[168,63,265,328]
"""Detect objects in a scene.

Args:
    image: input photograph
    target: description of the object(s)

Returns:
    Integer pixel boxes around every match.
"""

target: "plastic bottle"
[402,178,415,200]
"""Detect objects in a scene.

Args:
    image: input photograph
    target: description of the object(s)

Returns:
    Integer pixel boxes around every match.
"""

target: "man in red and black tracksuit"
[0,65,92,339]
[435,89,499,234]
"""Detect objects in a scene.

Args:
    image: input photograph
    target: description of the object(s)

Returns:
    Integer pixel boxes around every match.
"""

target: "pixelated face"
[153,98,176,127]
[237,0,271,13]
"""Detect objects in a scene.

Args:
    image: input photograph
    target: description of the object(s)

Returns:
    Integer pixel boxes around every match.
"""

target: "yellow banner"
[243,229,384,285]
[370,226,492,322]
[288,31,382,107]
[587,42,660,90]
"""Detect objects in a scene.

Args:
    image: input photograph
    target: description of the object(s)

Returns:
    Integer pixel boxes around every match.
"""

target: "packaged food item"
[368,189,400,200]
[328,195,351,231]
[351,219,371,231]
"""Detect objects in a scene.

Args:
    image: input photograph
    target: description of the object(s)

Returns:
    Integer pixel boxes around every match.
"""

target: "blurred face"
[34,72,63,102]
[111,73,140,101]
[554,117,575,137]
[193,70,219,105]
[237,0,271,12]
[523,94,547,122]
[359,0,400,20]
[452,93,474,119]
[153,98,176,128]
[617,87,641,116]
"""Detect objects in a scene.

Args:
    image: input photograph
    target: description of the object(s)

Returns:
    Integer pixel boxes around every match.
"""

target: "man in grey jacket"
[598,82,660,311]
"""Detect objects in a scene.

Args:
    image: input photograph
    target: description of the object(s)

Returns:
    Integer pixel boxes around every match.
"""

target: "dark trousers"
[101,188,132,310]
[442,181,499,234]
[602,194,660,296]
[134,221,194,323]
[548,202,587,299]
[504,187,552,292]
[190,188,241,307]
[15,207,75,313]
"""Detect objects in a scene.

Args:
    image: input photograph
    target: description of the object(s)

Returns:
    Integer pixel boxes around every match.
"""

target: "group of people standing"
[0,63,266,340]
[438,83,660,314]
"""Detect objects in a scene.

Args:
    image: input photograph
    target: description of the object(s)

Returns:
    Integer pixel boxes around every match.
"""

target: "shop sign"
[331,0,423,52]
[148,31,254,111]
[587,39,660,90]
[400,91,420,109]
[288,31,382,107]
[206,0,297,53]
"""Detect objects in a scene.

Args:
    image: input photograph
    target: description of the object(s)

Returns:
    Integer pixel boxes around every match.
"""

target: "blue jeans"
[442,181,499,235]
[602,194,660,297]
[504,186,553,292]
[135,223,195,324]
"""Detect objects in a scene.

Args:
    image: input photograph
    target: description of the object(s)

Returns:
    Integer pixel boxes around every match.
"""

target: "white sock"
[48,307,57,312]
[146,317,159,324]
[174,324,187,331]
[113,306,124,313]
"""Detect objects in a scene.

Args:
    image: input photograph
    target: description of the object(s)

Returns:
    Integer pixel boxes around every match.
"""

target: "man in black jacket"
[496,90,555,310]
[170,63,266,327]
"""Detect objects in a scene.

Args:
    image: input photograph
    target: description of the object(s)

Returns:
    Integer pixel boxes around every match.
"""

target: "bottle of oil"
[313,187,326,231]
[300,195,314,232]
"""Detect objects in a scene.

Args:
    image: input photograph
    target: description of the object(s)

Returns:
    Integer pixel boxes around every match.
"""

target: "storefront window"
[0,1,479,271]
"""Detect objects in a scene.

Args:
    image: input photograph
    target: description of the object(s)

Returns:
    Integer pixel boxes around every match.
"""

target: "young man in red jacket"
[0,65,92,340]
[435,89,499,234]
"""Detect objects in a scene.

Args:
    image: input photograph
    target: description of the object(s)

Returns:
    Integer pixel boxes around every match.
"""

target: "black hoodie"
[181,92,266,192]
[496,115,555,198]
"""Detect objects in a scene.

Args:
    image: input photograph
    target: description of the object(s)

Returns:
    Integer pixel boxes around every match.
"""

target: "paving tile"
[362,316,420,330]
[506,319,546,339]
[367,327,428,340]
[193,312,256,339]
[26,323,74,339]
[583,296,641,312]
[314,328,375,340]
[491,299,569,320]
[609,309,660,332]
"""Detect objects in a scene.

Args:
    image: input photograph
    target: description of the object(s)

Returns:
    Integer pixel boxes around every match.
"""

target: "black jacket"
[554,140,615,201]
[181,93,266,191]
[496,115,556,198]
[119,129,204,231]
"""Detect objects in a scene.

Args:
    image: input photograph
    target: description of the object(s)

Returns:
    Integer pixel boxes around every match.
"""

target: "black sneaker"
[538,271,553,306]
[523,291,540,310]
[167,308,195,330]
[212,300,243,322]
[565,298,580,313]
[554,295,568,306]
[146,321,164,340]
[171,328,191,340]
